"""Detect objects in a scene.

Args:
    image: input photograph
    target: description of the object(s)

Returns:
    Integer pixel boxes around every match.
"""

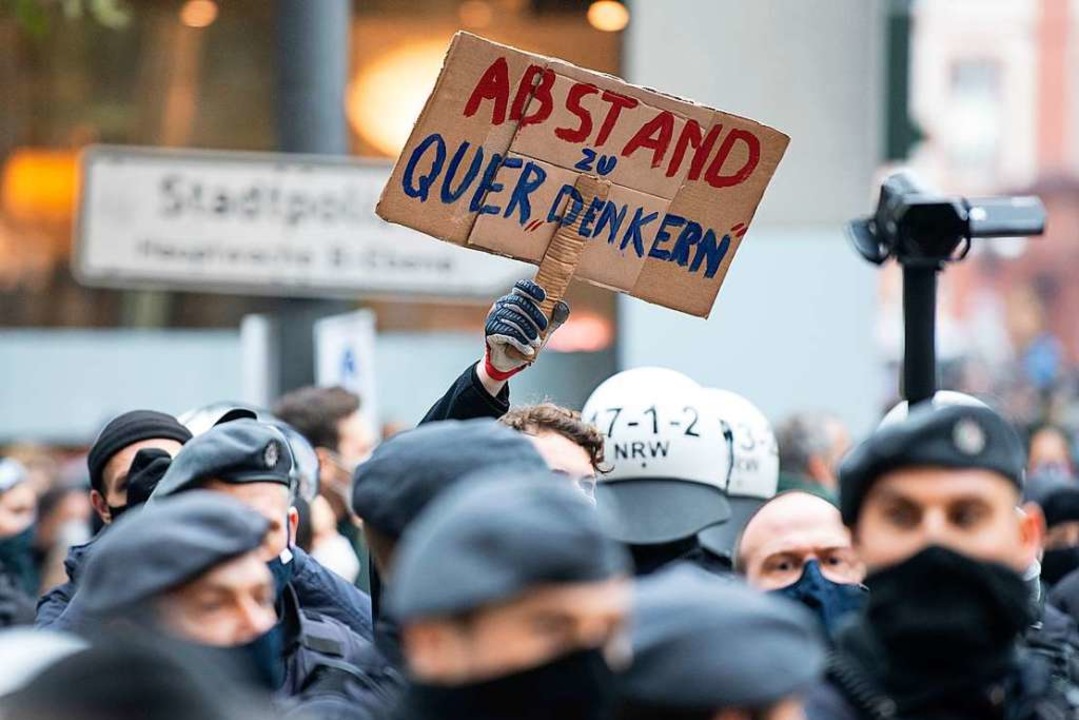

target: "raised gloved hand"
[125,448,172,508]
[484,280,570,381]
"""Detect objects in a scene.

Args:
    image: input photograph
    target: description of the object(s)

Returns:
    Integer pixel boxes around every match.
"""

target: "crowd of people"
[1,279,1079,719]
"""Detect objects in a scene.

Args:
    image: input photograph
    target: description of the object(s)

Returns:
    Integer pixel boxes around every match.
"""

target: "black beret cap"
[1023,470,1072,509]
[150,420,294,499]
[351,419,547,539]
[839,404,1025,527]
[87,411,192,493]
[388,472,630,621]
[623,564,825,710]
[1042,483,1079,528]
[79,491,269,616]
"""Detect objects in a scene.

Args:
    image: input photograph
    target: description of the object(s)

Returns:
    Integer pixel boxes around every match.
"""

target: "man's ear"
[402,621,469,683]
[712,709,752,720]
[287,505,300,546]
[1019,502,1047,569]
[806,455,832,485]
[89,489,112,525]
[314,447,334,476]
[314,446,351,493]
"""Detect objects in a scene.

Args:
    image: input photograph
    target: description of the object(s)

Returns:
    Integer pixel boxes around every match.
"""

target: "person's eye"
[951,505,987,529]
[531,616,570,637]
[766,558,795,573]
[824,554,844,567]
[883,504,918,528]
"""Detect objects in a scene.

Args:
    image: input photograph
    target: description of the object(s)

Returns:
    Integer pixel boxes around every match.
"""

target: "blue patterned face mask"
[770,560,868,639]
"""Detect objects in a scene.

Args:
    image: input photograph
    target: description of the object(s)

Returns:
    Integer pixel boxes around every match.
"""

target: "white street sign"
[75,145,528,298]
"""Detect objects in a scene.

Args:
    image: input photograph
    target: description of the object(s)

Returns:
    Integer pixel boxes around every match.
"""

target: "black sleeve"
[420,363,510,425]
[0,573,34,629]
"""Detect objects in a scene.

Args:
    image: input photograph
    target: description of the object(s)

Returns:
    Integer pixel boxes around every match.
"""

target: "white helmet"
[696,388,779,557]
[880,390,989,427]
[178,402,261,437]
[582,367,732,545]
[0,630,88,698]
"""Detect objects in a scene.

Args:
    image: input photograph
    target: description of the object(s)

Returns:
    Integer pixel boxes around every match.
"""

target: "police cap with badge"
[351,418,548,541]
[622,563,825,715]
[839,403,1025,527]
[388,470,631,621]
[79,492,269,616]
[151,419,295,499]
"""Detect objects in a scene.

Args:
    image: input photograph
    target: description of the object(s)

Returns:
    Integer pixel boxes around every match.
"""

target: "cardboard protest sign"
[377,32,789,318]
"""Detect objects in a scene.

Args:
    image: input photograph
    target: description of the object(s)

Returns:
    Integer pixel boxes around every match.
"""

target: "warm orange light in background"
[545,312,614,353]
[347,41,448,157]
[458,0,494,28]
[587,1,629,32]
[180,0,218,29]
[1,149,79,224]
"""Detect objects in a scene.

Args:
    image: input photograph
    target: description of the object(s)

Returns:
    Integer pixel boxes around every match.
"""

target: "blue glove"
[484,280,570,380]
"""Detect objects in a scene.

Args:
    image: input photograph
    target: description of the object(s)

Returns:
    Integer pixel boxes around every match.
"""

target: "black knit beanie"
[87,411,192,494]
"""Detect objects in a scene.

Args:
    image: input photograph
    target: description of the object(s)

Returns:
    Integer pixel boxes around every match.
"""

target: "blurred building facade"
[620,0,885,433]
[0,0,625,443]
[5,0,1075,445]
[885,0,1079,428]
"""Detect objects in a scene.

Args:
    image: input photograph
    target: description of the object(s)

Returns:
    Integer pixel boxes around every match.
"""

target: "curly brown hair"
[499,403,607,472]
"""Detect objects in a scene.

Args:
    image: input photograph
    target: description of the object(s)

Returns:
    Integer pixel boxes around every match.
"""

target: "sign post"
[314,309,379,436]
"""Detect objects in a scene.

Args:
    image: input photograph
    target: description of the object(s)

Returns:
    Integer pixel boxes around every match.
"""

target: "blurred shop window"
[0,0,621,351]
[945,58,1002,184]
[344,0,621,348]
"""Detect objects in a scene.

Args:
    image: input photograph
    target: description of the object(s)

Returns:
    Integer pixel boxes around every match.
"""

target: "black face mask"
[864,545,1031,675]
[1041,546,1079,587]
[106,504,128,522]
[771,560,867,640]
[616,702,715,720]
[193,623,286,691]
[405,648,616,720]
[234,623,285,690]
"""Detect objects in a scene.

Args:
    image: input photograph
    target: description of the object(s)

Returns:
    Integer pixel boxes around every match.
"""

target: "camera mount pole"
[902,263,940,406]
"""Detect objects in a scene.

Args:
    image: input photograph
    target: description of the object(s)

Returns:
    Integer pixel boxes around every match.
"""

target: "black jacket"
[420,364,510,424]
[278,586,401,719]
[806,625,1076,720]
[0,560,34,628]
[36,535,95,629]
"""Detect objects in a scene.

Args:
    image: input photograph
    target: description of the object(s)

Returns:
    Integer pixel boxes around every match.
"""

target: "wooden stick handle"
[506,174,611,364]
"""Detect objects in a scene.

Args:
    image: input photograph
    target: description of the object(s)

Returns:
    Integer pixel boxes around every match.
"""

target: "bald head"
[736,491,864,591]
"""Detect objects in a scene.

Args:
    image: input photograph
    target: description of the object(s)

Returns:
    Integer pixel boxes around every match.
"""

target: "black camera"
[848,171,1047,405]
[848,171,1047,268]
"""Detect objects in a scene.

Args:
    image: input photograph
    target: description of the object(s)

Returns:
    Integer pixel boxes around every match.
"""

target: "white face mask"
[310,533,361,584]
